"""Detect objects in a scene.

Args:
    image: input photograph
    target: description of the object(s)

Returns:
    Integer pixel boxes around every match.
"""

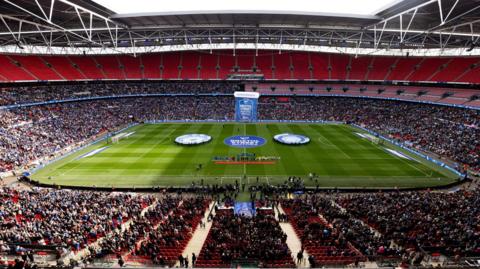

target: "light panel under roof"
[93,0,402,16]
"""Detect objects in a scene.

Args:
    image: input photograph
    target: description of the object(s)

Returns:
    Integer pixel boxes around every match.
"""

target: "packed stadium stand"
[1,0,480,268]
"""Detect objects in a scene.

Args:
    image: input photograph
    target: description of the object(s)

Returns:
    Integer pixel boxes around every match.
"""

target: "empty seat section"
[310,53,329,79]
[0,55,36,81]
[118,55,142,79]
[348,56,369,80]
[255,52,274,79]
[431,57,478,82]
[465,99,480,108]
[10,55,61,80]
[95,56,124,79]
[180,51,200,79]
[140,54,161,79]
[199,53,218,79]
[387,58,421,80]
[456,62,480,83]
[217,52,235,79]
[274,53,292,79]
[367,56,396,80]
[408,58,449,81]
[69,56,104,79]
[236,51,254,71]
[162,52,181,79]
[329,54,349,80]
[42,56,84,80]
[290,52,311,79]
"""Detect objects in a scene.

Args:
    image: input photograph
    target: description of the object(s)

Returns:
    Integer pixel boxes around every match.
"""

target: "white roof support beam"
[366,0,475,48]
[402,9,417,42]
[2,0,127,51]
[443,0,459,24]
[48,0,55,22]
[0,14,58,43]
[368,0,438,28]
[371,28,480,37]
[56,0,124,27]
[437,0,444,25]
[0,16,18,42]
[374,21,386,49]
[34,0,49,21]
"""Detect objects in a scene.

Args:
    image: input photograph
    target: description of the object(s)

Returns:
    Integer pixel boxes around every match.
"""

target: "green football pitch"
[32,123,458,188]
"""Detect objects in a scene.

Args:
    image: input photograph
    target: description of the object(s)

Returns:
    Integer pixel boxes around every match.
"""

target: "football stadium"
[0,0,479,268]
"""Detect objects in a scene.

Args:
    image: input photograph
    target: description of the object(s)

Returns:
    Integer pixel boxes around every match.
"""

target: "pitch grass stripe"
[345,125,432,177]
[159,124,211,178]
[222,124,245,178]
[345,125,444,178]
[202,124,237,179]
[286,124,351,177]
[33,123,457,188]
[178,124,217,177]
[112,124,172,180]
[310,125,352,159]
[263,124,302,176]
[342,125,431,176]
[292,124,337,176]
[315,125,389,176]
[118,124,184,179]
[267,124,309,176]
[304,124,404,177]
[243,123,247,177]
[262,124,293,177]
[333,125,373,150]
[245,124,265,180]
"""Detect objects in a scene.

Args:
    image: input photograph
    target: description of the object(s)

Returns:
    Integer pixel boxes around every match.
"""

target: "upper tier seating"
[244,83,480,109]
[0,51,478,83]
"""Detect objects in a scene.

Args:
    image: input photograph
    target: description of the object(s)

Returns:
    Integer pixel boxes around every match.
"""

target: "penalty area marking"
[76,146,109,160]
[384,148,416,161]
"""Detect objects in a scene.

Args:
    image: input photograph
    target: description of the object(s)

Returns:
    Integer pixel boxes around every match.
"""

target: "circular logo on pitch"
[175,134,212,145]
[274,133,310,145]
[224,135,266,148]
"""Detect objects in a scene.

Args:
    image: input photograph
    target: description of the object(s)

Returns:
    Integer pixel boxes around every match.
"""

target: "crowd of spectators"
[196,209,295,268]
[0,89,478,175]
[0,187,154,251]
[259,96,479,171]
[0,189,214,268]
[2,185,479,268]
[280,197,361,267]
[88,195,182,260]
[335,189,480,257]
[0,96,233,172]
[294,195,403,260]
[0,82,240,106]
[131,196,209,266]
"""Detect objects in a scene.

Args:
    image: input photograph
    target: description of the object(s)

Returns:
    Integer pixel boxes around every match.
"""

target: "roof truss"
[0,0,478,55]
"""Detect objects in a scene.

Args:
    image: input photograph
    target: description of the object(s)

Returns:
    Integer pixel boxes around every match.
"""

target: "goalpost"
[371,136,383,145]
[110,132,130,144]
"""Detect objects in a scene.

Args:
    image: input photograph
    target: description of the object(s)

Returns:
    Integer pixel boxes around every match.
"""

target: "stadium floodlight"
[92,0,400,16]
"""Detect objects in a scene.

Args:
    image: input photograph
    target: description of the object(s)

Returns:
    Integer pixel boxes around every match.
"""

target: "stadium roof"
[96,0,399,16]
[0,0,479,55]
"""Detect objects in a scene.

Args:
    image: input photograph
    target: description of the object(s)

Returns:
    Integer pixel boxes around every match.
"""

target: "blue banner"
[234,92,260,122]
[234,202,256,217]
